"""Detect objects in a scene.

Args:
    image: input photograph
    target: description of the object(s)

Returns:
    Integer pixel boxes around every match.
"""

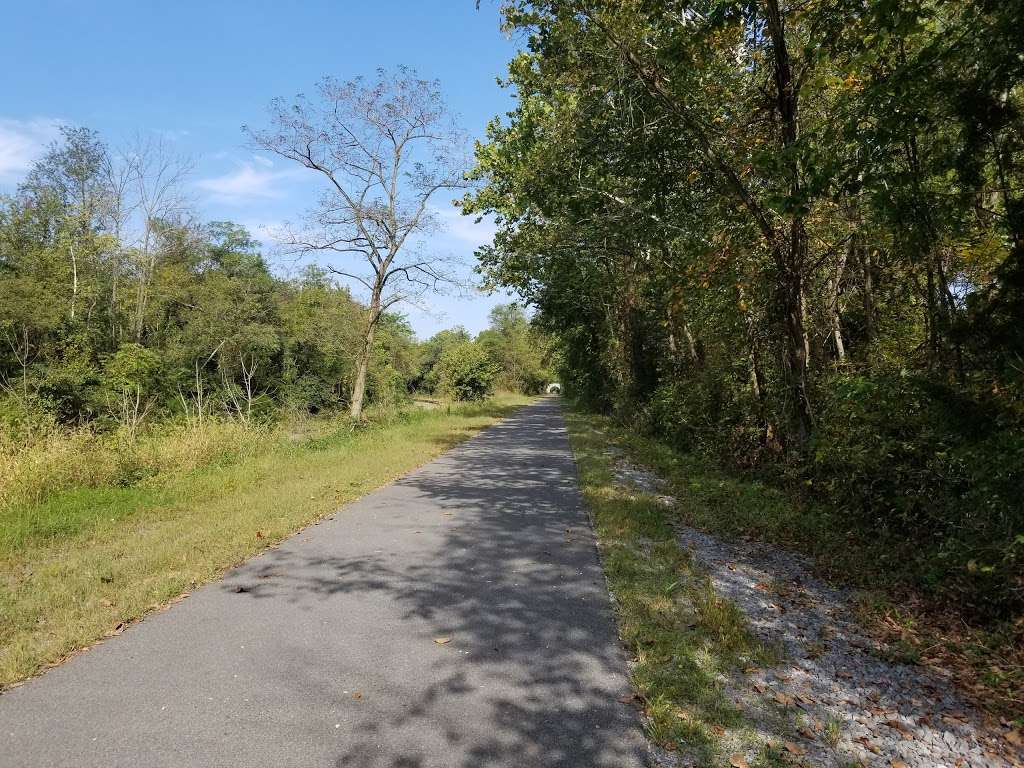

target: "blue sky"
[0,1,522,338]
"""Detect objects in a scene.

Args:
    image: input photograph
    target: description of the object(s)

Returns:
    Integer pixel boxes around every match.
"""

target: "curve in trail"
[0,398,648,768]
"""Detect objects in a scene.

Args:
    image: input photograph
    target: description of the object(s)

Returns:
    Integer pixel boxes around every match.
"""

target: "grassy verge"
[0,395,531,688]
[565,411,791,766]
[570,410,1023,724]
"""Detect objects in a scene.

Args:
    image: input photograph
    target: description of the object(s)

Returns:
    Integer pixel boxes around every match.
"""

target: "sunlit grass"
[565,412,784,765]
[0,394,532,688]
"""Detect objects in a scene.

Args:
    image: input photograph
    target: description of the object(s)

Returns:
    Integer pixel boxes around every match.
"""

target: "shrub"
[810,372,1024,617]
[436,342,499,401]
[0,418,268,512]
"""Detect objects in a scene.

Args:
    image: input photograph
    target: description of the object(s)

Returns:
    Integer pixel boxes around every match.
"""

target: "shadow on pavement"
[225,398,646,768]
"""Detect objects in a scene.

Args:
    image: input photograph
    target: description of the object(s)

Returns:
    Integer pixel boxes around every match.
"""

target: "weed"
[0,395,531,688]
[824,715,843,747]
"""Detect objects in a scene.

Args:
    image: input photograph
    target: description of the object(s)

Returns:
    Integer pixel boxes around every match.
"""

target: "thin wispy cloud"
[0,117,63,185]
[433,204,497,249]
[195,159,301,204]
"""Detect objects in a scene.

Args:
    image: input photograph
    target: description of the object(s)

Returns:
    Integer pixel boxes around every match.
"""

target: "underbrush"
[589,403,1023,720]
[643,371,1024,623]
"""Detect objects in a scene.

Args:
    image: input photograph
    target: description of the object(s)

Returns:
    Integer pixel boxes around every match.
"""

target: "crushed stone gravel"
[608,454,1022,768]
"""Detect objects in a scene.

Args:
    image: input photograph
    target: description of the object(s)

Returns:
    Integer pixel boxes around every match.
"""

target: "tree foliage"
[465,0,1024,618]
[0,128,417,427]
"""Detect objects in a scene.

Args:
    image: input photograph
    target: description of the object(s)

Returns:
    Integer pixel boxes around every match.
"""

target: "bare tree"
[120,134,194,341]
[222,353,261,424]
[245,67,467,420]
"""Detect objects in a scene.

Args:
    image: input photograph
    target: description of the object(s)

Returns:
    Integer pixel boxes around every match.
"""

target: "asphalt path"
[0,397,648,768]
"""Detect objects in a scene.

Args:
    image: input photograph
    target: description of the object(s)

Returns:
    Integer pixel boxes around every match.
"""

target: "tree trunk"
[765,0,813,444]
[69,241,78,322]
[349,296,381,421]
[682,321,699,364]
[828,238,850,362]
[861,244,875,345]
[737,283,772,442]
[779,259,813,443]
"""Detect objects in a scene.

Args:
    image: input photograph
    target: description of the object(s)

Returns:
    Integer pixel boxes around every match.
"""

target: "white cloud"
[195,161,300,204]
[433,204,497,249]
[0,117,63,185]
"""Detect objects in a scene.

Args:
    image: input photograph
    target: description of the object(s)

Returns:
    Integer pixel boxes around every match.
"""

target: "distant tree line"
[465,0,1024,618]
[0,127,552,434]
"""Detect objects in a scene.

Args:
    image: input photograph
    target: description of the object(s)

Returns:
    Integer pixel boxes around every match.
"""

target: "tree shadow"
[221,398,649,767]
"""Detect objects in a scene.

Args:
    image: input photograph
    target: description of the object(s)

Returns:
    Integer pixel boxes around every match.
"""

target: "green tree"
[436,342,498,401]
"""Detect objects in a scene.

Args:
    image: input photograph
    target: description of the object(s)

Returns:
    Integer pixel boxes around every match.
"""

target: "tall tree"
[245,67,467,419]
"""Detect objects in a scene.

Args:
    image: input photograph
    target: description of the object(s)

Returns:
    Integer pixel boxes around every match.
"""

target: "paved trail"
[0,398,647,768]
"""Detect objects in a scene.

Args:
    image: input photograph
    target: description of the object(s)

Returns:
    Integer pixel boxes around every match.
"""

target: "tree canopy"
[464,0,1024,618]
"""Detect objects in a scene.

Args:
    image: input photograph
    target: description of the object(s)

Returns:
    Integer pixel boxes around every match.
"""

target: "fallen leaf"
[351,691,362,701]
[433,636,451,645]
[1006,729,1022,747]
[729,755,750,768]
[774,692,794,706]
[855,736,881,754]
[882,719,911,734]
[892,761,908,768]
[255,531,264,539]
[783,742,804,755]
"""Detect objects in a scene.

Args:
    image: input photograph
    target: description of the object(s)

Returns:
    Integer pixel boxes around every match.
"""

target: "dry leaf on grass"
[729,755,750,768]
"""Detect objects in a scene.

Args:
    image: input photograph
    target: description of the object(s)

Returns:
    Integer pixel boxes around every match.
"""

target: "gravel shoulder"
[609,452,1022,768]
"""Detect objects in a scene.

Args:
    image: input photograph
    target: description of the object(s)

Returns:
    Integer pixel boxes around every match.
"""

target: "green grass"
[0,395,531,689]
[565,412,789,766]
